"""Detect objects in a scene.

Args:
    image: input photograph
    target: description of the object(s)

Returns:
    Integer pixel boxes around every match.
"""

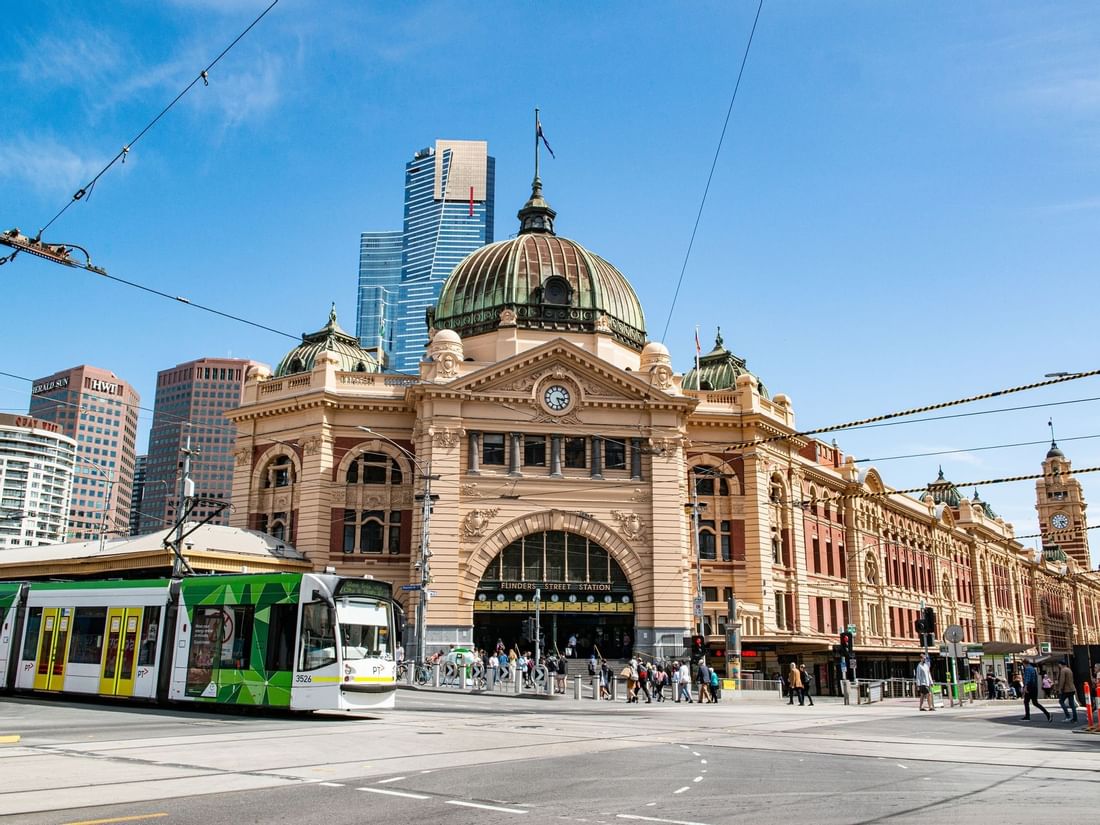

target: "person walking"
[915,654,935,711]
[1056,659,1079,723]
[1021,658,1053,722]
[637,660,652,703]
[787,663,804,706]
[799,664,815,707]
[697,660,712,704]
[678,660,693,703]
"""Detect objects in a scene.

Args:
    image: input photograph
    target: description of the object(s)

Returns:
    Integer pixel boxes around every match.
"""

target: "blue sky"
[3,1,1099,562]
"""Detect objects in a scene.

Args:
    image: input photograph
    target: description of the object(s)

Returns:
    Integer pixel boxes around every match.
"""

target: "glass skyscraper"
[356,140,495,373]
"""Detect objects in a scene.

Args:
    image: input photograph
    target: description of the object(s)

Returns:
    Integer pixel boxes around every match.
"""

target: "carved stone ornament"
[532,409,582,426]
[594,312,612,332]
[461,508,500,539]
[431,427,463,449]
[611,510,646,542]
[235,447,250,466]
[460,482,481,498]
[650,437,680,455]
[302,435,322,456]
[436,353,459,379]
[510,375,537,392]
[653,364,674,389]
[499,307,517,326]
[630,488,652,503]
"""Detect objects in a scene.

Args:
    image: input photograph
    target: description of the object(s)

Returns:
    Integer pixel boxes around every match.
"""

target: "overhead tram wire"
[711,369,1100,452]
[660,0,764,343]
[35,0,281,239]
[855,432,1100,464]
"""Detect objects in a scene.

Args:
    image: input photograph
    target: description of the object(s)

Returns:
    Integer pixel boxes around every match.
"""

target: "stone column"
[591,437,603,479]
[550,435,562,478]
[630,438,642,481]
[509,433,521,476]
[467,431,480,475]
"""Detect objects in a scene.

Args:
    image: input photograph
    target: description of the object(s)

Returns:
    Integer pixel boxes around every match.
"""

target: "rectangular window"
[137,606,161,666]
[826,542,834,577]
[299,602,337,671]
[702,586,718,602]
[342,509,356,553]
[604,438,626,470]
[812,537,821,573]
[774,593,785,630]
[361,512,385,553]
[483,433,505,465]
[220,606,254,670]
[698,520,716,560]
[564,437,586,468]
[720,520,731,562]
[722,587,734,603]
[388,511,402,554]
[22,607,41,660]
[815,597,825,634]
[264,604,298,672]
[523,435,546,466]
[68,607,107,664]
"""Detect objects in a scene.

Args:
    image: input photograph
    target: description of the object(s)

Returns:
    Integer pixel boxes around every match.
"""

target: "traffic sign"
[846,624,857,636]
[400,584,423,591]
[943,624,964,643]
[693,597,704,618]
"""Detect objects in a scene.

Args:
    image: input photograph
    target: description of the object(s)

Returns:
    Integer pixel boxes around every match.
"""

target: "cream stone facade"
[227,178,1100,687]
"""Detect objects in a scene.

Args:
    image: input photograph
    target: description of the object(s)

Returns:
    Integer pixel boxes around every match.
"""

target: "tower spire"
[517,108,557,235]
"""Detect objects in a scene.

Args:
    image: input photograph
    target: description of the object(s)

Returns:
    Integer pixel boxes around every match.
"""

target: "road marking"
[673,786,690,794]
[691,752,700,757]
[62,816,168,825]
[359,788,429,800]
[0,735,20,745]
[319,782,345,787]
[377,776,407,784]
[693,776,703,783]
[679,744,689,749]
[617,815,713,825]
[700,759,707,764]
[446,800,527,814]
[897,764,908,770]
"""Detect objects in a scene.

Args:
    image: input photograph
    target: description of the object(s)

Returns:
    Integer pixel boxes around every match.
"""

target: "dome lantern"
[274,304,380,377]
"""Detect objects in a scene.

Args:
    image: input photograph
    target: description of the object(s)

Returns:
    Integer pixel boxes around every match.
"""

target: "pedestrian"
[599,659,612,700]
[985,669,997,700]
[678,660,693,702]
[653,664,667,702]
[786,663,804,706]
[697,659,712,703]
[637,660,652,703]
[915,654,935,711]
[1041,669,1053,699]
[1056,658,1078,723]
[567,633,578,657]
[709,666,720,703]
[799,664,815,707]
[1021,658,1052,722]
[625,657,639,703]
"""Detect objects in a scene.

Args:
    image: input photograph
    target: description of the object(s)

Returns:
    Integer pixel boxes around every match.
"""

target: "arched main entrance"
[473,530,634,658]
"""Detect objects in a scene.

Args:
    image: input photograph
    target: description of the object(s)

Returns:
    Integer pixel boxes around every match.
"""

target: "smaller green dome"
[972,489,998,519]
[926,467,962,508]
[275,304,380,377]
[682,329,768,396]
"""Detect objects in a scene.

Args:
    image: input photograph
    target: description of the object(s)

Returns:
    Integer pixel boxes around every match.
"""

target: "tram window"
[265,604,297,672]
[68,607,107,664]
[300,602,337,671]
[564,437,586,468]
[220,606,254,669]
[22,607,42,660]
[138,607,161,666]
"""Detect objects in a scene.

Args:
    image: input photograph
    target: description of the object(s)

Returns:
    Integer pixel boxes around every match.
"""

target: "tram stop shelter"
[0,524,311,581]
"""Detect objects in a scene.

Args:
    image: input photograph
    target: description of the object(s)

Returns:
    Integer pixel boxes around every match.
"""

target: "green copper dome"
[682,329,768,396]
[427,180,647,350]
[926,467,962,508]
[275,304,379,377]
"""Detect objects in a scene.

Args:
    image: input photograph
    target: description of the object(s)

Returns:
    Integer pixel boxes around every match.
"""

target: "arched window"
[262,455,295,489]
[346,452,403,485]
[288,358,304,374]
[691,465,739,562]
[341,448,407,555]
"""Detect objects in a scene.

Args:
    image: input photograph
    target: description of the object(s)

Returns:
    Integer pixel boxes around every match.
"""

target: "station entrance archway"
[473,530,634,659]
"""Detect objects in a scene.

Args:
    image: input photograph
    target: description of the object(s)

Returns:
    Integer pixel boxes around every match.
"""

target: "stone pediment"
[431,339,687,409]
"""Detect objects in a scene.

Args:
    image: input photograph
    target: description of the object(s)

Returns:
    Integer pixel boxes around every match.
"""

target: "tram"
[0,572,397,712]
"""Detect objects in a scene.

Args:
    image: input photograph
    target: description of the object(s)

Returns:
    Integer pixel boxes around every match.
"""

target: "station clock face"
[543,384,571,412]
[1051,513,1069,530]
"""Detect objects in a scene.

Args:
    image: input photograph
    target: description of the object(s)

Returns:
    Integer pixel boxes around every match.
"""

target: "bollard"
[574,675,582,700]
[610,677,618,701]
[1085,681,1094,731]
[544,669,553,696]
[405,664,413,685]
[487,667,496,692]
[594,676,602,701]
[431,664,440,687]
[514,671,522,694]
[459,667,468,691]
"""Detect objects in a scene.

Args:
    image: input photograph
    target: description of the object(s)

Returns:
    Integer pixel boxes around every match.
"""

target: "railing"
[285,375,311,388]
[259,380,283,394]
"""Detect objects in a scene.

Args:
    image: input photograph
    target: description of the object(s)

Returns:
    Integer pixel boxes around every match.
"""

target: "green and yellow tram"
[0,573,397,712]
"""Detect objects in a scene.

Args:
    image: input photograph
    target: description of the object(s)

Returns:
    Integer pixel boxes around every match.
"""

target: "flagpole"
[695,325,702,387]
[534,106,540,182]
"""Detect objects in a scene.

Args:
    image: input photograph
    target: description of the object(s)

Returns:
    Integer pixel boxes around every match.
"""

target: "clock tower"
[1035,441,1091,569]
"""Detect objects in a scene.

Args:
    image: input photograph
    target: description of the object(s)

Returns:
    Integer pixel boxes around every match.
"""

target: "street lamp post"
[71,452,116,553]
[358,426,437,665]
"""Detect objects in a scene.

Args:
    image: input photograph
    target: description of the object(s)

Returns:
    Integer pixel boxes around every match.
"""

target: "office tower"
[129,454,147,535]
[356,139,495,373]
[140,357,263,534]
[28,366,140,541]
[0,413,76,548]
[355,231,403,367]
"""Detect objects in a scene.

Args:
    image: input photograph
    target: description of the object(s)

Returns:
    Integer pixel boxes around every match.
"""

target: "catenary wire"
[854,432,1100,464]
[37,0,281,238]
[660,0,764,343]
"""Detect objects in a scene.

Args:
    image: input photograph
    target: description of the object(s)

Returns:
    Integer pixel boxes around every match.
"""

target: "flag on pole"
[537,118,555,158]
[695,328,702,354]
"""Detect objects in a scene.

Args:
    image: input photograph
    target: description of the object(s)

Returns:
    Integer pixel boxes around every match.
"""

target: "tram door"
[100,608,142,696]
[33,608,72,692]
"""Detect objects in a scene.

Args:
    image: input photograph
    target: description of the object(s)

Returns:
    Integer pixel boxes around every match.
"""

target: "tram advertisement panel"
[186,608,220,697]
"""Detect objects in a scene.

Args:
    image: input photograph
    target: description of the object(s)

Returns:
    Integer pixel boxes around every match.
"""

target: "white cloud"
[0,135,109,198]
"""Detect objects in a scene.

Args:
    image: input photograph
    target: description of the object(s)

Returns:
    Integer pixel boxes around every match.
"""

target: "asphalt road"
[3,690,1098,824]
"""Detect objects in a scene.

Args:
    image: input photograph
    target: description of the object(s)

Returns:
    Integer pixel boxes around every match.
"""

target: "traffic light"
[915,607,936,647]
[521,618,535,640]
[691,634,705,658]
[839,631,853,658]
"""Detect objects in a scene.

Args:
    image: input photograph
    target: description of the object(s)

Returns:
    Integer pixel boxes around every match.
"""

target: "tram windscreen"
[336,602,391,660]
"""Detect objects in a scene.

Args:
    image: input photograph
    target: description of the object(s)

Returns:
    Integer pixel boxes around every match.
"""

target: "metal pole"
[534,586,541,668]
[417,461,432,666]
[691,479,704,636]
[171,431,194,577]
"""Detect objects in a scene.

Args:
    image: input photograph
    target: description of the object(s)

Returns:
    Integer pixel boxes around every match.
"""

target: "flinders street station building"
[227,177,1100,689]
